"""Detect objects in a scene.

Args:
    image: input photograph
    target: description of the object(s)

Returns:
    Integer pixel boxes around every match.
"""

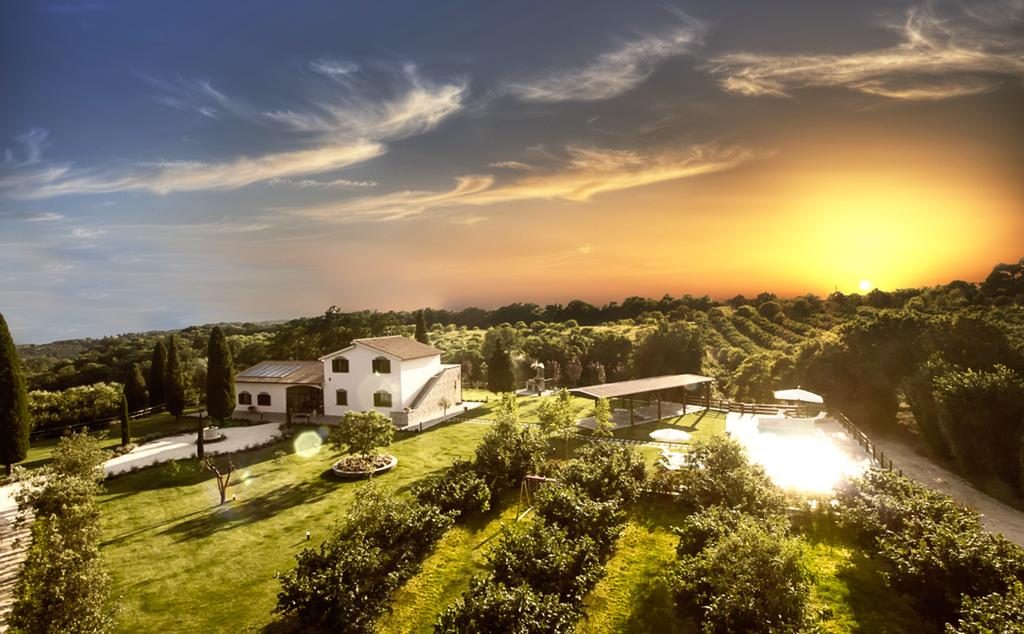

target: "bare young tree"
[201,454,235,505]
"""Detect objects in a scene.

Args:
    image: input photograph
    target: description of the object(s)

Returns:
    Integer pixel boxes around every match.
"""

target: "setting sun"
[859,280,873,292]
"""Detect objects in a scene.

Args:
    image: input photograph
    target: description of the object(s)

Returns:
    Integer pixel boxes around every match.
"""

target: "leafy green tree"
[328,411,395,459]
[473,413,546,497]
[119,393,131,447]
[163,335,186,423]
[487,521,602,602]
[670,514,810,633]
[537,389,577,458]
[632,321,705,378]
[562,442,647,504]
[148,341,167,407]
[10,433,112,634]
[592,398,614,437]
[487,344,516,393]
[660,435,785,517]
[276,485,452,633]
[412,459,490,517]
[947,581,1024,634]
[123,363,148,412]
[414,310,430,344]
[203,326,235,460]
[436,577,576,634]
[0,312,30,476]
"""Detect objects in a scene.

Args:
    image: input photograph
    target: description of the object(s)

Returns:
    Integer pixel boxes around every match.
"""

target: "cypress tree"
[124,363,148,412]
[148,342,167,407]
[487,344,516,393]
[0,313,30,476]
[414,310,430,344]
[119,392,131,447]
[164,335,186,423]
[203,327,235,460]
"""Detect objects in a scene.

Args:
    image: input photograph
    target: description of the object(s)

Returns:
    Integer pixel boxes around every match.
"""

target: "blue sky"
[2,0,1023,343]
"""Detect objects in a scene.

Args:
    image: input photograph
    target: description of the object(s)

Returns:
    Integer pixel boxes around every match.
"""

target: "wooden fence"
[28,403,168,440]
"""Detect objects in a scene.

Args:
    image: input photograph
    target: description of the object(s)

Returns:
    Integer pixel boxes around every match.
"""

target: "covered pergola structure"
[571,374,714,426]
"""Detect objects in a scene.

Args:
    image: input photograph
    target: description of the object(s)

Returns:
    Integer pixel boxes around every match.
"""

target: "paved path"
[0,484,29,632]
[104,423,282,476]
[868,434,1024,547]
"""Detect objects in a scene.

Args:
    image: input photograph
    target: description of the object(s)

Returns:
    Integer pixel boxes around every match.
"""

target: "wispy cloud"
[21,212,64,222]
[268,177,378,188]
[507,16,705,102]
[283,143,757,223]
[70,227,106,239]
[487,161,533,170]
[2,65,465,200]
[706,2,1024,100]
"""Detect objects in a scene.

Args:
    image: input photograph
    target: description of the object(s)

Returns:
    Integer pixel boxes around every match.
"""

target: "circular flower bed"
[331,454,398,479]
[199,426,227,444]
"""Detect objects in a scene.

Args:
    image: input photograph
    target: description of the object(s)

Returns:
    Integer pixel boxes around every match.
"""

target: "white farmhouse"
[234,335,462,429]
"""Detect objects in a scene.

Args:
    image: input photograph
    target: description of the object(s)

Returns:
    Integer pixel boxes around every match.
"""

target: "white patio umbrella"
[773,388,824,404]
[649,428,691,443]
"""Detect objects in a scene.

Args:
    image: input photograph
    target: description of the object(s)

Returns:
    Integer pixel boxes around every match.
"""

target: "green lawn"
[95,413,925,633]
[461,388,596,424]
[99,421,490,633]
[376,497,519,633]
[576,498,685,633]
[609,409,727,445]
[802,522,927,633]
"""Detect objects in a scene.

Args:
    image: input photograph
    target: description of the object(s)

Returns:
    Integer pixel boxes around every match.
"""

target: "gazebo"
[571,373,714,425]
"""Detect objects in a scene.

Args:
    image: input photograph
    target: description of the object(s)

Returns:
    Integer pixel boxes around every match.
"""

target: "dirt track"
[868,434,1024,547]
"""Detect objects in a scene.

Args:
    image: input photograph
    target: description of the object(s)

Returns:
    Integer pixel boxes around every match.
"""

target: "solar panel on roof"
[239,363,301,378]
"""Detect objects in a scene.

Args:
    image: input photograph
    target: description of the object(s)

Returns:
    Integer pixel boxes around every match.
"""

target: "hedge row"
[836,469,1024,629]
[436,443,646,633]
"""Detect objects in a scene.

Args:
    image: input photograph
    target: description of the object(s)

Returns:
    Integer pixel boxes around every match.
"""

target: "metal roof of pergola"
[570,374,713,400]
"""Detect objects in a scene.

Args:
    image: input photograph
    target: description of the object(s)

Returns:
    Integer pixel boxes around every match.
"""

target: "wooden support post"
[629,398,635,426]
[657,395,661,422]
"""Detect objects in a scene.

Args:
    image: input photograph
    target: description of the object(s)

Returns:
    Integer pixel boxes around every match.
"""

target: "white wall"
[235,382,289,414]
[398,354,442,408]
[322,344,402,416]
[321,343,443,417]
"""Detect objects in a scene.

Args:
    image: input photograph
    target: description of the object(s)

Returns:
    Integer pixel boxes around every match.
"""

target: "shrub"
[413,459,491,518]
[10,433,112,634]
[560,441,646,504]
[670,514,810,633]
[473,418,546,495]
[487,521,603,603]
[673,506,747,558]
[327,410,395,459]
[837,469,1024,626]
[435,578,577,634]
[658,435,785,517]
[947,581,1024,634]
[275,485,453,632]
[533,484,624,556]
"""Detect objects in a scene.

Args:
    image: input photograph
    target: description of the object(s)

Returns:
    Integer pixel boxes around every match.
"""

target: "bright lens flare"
[859,279,873,292]
[293,431,323,459]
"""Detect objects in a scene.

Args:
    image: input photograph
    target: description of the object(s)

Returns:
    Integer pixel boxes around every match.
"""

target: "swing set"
[516,474,558,521]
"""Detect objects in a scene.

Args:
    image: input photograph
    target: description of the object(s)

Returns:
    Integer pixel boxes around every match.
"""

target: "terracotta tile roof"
[352,335,441,360]
[235,360,324,385]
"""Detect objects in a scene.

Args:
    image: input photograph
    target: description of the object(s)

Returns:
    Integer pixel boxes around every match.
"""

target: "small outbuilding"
[571,373,714,425]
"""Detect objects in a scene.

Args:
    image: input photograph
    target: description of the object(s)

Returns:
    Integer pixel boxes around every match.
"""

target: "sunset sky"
[2,0,1023,342]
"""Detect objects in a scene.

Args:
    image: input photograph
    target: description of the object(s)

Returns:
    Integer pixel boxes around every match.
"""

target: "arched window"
[238,391,252,406]
[373,390,392,408]
[335,389,348,406]
[371,356,391,374]
[332,357,349,373]
[257,392,272,406]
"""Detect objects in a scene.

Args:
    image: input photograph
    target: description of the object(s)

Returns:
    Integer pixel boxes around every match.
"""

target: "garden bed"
[331,454,398,478]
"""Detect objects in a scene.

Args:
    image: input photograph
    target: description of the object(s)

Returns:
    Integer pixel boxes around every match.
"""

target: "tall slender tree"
[414,310,430,344]
[203,327,235,460]
[119,393,131,447]
[164,335,186,424]
[487,345,516,393]
[148,341,167,407]
[124,363,148,412]
[0,313,30,476]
